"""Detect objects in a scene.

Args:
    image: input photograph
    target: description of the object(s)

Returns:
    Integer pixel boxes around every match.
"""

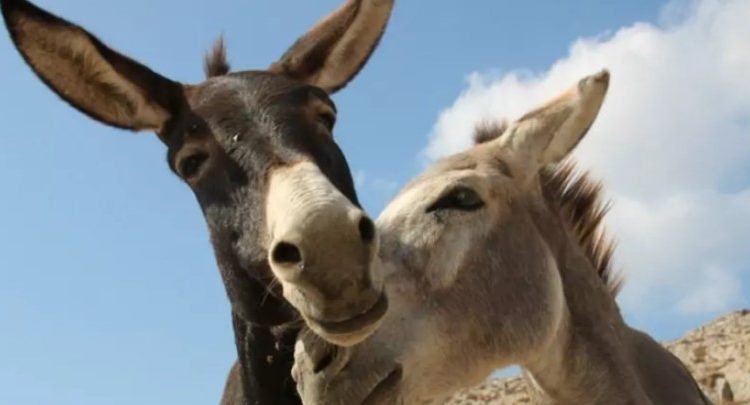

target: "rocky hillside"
[448,310,750,404]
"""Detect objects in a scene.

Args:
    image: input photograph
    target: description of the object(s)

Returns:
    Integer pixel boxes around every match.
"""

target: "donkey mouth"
[310,292,388,336]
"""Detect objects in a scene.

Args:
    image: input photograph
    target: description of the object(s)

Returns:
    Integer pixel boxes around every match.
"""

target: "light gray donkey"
[293,71,711,405]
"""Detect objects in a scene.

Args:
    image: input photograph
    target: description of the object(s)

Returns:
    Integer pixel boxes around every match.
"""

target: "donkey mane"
[541,163,624,297]
[474,121,623,297]
[204,36,231,78]
[473,120,508,144]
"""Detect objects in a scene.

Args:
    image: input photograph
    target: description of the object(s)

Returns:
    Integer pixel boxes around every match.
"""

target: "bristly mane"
[541,163,623,297]
[204,36,231,78]
[474,122,623,297]
[473,120,508,144]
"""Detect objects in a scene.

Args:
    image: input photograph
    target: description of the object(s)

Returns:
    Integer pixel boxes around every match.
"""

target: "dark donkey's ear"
[1,0,184,131]
[269,0,394,94]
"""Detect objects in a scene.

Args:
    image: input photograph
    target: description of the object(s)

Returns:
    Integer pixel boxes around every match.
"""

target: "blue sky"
[1,1,747,404]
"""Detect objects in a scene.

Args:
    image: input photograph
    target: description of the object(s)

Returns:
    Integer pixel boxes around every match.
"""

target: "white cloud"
[354,170,367,189]
[424,0,750,315]
[677,266,743,314]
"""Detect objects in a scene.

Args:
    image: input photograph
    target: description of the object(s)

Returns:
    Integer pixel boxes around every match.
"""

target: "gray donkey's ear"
[498,70,610,168]
[269,0,394,93]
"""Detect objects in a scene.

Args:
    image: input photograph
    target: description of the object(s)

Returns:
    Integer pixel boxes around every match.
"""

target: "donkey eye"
[178,153,208,180]
[317,112,336,131]
[426,186,484,213]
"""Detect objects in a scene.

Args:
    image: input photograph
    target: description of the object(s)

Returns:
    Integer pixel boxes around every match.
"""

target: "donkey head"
[293,71,611,404]
[2,0,393,346]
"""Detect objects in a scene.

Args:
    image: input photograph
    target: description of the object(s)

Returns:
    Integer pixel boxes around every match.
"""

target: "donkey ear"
[2,0,184,131]
[269,0,394,94]
[500,70,610,167]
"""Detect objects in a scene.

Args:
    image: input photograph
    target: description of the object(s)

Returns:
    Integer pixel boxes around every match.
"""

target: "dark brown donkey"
[2,0,394,403]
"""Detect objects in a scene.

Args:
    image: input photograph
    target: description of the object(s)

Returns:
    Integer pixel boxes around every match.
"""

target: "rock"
[447,310,750,404]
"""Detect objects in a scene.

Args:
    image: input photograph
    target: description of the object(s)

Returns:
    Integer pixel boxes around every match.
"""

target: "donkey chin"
[280,276,388,347]
[303,289,389,347]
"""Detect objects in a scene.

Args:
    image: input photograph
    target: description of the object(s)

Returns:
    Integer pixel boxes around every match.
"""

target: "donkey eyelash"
[425,186,485,213]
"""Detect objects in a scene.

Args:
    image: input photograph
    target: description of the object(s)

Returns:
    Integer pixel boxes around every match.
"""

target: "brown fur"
[204,36,231,78]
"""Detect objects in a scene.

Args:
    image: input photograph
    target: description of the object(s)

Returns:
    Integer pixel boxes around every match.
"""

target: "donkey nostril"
[271,242,302,265]
[358,216,376,243]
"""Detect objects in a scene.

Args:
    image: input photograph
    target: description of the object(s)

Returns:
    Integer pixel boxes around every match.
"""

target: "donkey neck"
[232,316,301,405]
[523,212,651,404]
